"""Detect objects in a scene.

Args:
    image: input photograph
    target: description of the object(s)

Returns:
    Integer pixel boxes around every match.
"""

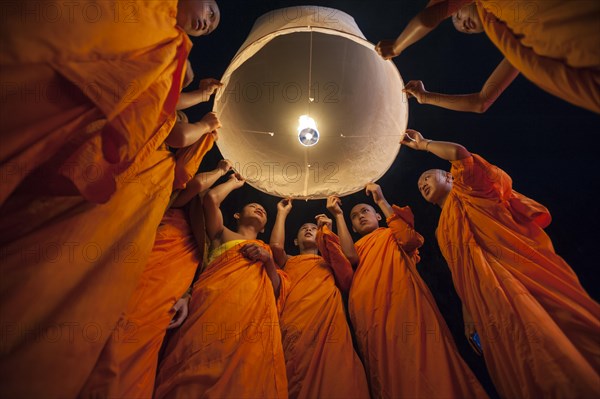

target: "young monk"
[153,174,289,398]
[79,158,233,399]
[0,2,221,398]
[331,188,488,399]
[401,128,600,398]
[269,198,369,399]
[375,0,600,113]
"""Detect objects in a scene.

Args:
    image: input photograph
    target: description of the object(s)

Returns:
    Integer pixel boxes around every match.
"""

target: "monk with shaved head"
[269,198,369,399]
[331,188,487,398]
[402,128,600,398]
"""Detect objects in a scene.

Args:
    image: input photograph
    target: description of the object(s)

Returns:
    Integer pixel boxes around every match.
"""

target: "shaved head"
[350,203,382,236]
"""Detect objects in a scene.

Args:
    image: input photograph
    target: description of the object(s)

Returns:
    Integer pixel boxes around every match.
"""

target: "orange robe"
[0,0,191,205]
[349,206,488,399]
[425,0,600,113]
[79,208,203,397]
[437,154,600,398]
[0,124,214,399]
[279,227,369,399]
[0,3,202,396]
[154,240,289,399]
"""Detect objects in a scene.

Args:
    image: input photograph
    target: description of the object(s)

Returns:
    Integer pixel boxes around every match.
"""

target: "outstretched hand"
[315,214,333,230]
[400,129,427,150]
[228,172,245,188]
[217,159,234,174]
[277,198,293,216]
[199,78,223,102]
[365,183,385,204]
[403,80,428,103]
[375,39,400,60]
[326,195,343,216]
[240,243,271,264]
[196,112,222,135]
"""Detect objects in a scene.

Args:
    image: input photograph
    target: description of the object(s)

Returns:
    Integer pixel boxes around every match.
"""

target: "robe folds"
[154,240,289,399]
[279,227,369,399]
[79,207,201,399]
[425,0,600,113]
[0,2,198,398]
[0,0,191,205]
[349,206,488,399]
[1,122,214,399]
[437,154,600,398]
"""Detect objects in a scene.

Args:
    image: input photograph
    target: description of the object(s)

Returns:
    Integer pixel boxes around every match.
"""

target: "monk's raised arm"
[203,173,245,241]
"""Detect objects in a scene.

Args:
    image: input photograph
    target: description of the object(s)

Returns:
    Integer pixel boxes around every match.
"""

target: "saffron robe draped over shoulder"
[154,240,289,399]
[437,154,600,398]
[0,2,197,398]
[279,227,369,399]
[0,0,191,205]
[0,124,213,399]
[424,0,600,113]
[349,206,488,399]
[79,208,200,399]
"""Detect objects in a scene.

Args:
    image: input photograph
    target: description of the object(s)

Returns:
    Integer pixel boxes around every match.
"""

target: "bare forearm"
[165,122,204,148]
[176,90,206,110]
[206,179,239,206]
[170,168,225,208]
[421,91,487,113]
[417,139,470,161]
[264,259,281,298]
[375,199,394,219]
[334,214,359,266]
[269,213,288,267]
[393,15,436,54]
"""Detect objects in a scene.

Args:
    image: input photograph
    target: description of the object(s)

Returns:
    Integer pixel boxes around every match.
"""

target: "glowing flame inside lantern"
[297,115,319,147]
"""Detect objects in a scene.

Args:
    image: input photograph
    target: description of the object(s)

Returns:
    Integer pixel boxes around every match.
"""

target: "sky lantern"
[214,6,408,199]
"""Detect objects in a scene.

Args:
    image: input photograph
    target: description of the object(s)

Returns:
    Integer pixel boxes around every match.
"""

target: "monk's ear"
[294,238,299,247]
[375,213,382,221]
[233,212,240,220]
[351,225,357,233]
[446,172,453,182]
[260,227,265,234]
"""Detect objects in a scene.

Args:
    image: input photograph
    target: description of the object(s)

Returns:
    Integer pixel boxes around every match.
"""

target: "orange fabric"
[0,0,192,205]
[315,225,355,294]
[437,154,600,398]
[349,206,488,399]
[79,208,200,399]
[173,133,216,190]
[280,230,369,399]
[154,240,289,399]
[478,0,600,113]
[0,141,177,399]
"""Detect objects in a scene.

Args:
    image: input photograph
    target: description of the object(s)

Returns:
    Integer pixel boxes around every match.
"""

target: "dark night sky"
[185,3,599,390]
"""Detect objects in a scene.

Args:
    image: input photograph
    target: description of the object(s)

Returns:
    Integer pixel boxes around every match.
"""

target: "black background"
[185,2,599,395]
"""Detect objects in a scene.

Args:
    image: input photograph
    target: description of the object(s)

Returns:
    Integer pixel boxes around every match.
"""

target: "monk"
[401,128,600,398]
[79,158,233,399]
[269,198,370,399]
[153,174,289,398]
[376,0,600,113]
[0,2,222,398]
[331,188,488,398]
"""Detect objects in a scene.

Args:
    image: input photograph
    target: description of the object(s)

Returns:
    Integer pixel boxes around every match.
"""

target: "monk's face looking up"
[452,3,484,34]
[350,204,382,236]
[177,0,220,36]
[418,169,453,205]
[296,223,318,250]
[237,203,267,229]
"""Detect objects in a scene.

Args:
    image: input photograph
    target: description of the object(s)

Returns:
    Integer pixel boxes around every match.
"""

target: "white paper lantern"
[214,6,408,199]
